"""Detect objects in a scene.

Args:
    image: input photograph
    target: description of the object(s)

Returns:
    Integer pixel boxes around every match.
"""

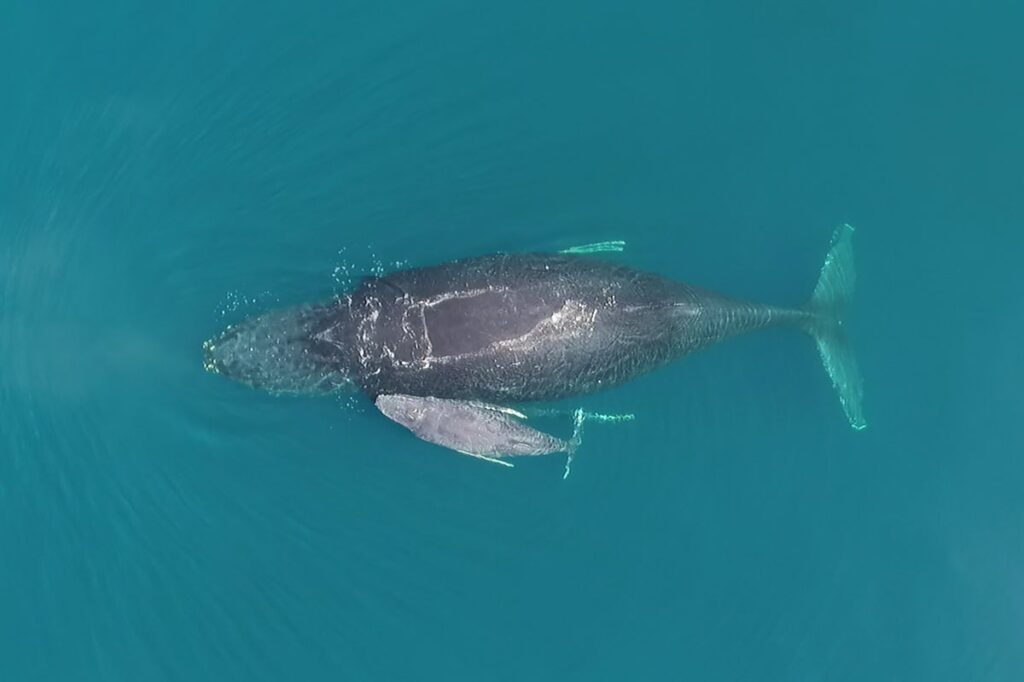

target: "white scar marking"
[421,287,509,308]
[490,299,597,353]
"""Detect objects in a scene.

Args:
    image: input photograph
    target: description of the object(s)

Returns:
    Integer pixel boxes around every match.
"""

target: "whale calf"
[204,225,865,464]
[375,394,577,464]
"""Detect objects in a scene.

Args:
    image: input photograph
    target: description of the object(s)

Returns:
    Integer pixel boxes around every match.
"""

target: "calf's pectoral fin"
[454,449,515,467]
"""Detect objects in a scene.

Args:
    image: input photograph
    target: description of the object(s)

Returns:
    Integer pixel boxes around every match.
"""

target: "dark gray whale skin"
[309,253,806,403]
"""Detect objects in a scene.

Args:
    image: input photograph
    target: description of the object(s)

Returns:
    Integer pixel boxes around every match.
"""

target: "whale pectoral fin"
[559,240,626,254]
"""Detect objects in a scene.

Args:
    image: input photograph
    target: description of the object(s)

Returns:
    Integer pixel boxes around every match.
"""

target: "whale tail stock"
[801,224,866,430]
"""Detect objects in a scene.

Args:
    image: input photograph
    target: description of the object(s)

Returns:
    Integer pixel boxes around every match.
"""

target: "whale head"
[374,393,432,430]
[203,303,353,395]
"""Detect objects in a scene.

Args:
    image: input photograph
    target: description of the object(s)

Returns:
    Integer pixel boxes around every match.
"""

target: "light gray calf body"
[375,394,573,463]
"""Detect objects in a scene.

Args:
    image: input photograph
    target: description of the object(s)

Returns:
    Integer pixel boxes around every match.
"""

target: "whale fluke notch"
[803,224,866,430]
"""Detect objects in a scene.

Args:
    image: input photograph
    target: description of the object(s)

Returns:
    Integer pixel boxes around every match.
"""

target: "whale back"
[332,253,743,402]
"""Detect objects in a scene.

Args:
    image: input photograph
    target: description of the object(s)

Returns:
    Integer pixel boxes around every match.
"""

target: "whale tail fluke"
[802,224,866,430]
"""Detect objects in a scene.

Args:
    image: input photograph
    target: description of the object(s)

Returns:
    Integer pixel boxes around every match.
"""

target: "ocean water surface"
[2,1,1022,680]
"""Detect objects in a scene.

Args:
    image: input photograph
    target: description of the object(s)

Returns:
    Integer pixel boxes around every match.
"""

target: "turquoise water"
[2,2,1022,680]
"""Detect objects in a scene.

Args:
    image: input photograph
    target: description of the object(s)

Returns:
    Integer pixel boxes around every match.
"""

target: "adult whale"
[204,225,865,462]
